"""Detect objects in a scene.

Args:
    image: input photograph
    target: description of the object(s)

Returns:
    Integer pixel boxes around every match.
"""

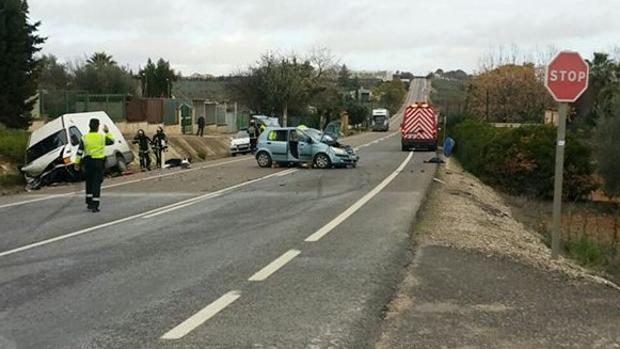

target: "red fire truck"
[401,102,439,151]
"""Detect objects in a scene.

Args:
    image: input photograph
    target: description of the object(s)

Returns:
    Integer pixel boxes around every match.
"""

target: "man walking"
[197,116,205,137]
[74,118,114,213]
[152,127,168,168]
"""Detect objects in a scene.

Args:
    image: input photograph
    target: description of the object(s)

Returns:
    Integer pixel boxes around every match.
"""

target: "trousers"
[83,157,105,208]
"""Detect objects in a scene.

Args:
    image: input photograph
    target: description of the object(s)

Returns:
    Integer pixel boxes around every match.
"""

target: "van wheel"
[256,152,272,168]
[116,154,127,174]
[314,153,331,169]
[402,144,408,151]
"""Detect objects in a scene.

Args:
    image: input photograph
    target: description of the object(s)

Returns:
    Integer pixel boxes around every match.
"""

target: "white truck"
[22,111,134,189]
[371,108,390,132]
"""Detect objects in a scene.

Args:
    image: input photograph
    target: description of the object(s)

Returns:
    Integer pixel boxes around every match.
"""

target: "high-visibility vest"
[75,132,114,164]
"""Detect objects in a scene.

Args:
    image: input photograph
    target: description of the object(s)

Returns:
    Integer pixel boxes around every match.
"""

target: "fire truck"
[401,102,438,151]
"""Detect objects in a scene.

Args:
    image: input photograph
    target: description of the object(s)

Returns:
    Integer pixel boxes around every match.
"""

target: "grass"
[564,235,615,267]
[0,173,25,187]
[0,125,30,163]
[196,150,207,160]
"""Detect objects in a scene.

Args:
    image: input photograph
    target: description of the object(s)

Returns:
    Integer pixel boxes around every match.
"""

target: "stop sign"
[545,51,589,102]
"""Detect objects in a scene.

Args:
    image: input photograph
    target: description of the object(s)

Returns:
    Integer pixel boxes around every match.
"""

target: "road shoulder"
[376,160,620,349]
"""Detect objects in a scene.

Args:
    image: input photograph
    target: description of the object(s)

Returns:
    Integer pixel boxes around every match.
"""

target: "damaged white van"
[22,111,134,189]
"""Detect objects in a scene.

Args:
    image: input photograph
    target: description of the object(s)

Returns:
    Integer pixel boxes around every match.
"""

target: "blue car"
[255,127,359,169]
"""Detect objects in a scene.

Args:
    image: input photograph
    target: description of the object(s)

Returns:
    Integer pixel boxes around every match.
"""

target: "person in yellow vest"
[74,119,114,212]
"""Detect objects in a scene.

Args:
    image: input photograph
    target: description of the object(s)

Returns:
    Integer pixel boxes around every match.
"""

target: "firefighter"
[151,127,168,168]
[248,119,259,153]
[74,118,113,213]
[133,129,152,171]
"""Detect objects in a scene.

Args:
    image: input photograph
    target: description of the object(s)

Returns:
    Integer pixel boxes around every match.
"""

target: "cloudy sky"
[28,0,620,76]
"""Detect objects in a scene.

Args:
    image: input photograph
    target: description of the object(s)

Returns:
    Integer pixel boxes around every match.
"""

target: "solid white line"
[275,169,297,177]
[0,131,397,210]
[248,250,301,282]
[143,169,297,219]
[0,169,296,258]
[0,193,75,209]
[0,157,252,210]
[142,193,222,219]
[305,151,414,242]
[161,290,241,340]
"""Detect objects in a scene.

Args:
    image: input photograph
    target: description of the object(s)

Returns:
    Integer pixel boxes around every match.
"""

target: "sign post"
[544,51,589,259]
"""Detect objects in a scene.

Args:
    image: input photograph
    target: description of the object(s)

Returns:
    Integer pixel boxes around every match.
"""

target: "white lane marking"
[305,151,414,242]
[0,193,75,210]
[0,157,252,210]
[161,290,241,340]
[275,169,297,177]
[143,193,223,219]
[144,169,296,218]
[0,169,296,259]
[248,250,301,282]
[0,131,397,210]
[103,157,251,190]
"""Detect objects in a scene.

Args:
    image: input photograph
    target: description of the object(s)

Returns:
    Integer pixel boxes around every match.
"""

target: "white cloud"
[28,0,620,75]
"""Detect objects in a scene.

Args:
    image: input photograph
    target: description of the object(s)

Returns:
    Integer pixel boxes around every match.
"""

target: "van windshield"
[26,130,67,164]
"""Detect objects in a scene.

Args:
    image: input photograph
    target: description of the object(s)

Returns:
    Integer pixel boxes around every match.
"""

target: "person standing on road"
[74,118,114,213]
[248,119,259,153]
[151,127,168,168]
[133,129,152,171]
[197,116,206,137]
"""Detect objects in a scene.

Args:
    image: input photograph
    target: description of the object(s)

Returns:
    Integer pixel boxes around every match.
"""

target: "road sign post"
[544,51,589,260]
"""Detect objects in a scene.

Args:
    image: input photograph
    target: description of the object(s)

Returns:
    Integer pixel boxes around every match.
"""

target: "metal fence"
[39,90,127,121]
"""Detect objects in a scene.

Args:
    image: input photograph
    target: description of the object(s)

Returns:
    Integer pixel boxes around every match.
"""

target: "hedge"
[450,120,597,200]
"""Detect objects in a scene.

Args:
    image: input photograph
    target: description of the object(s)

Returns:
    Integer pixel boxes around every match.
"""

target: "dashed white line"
[305,151,413,242]
[248,250,301,282]
[161,290,241,340]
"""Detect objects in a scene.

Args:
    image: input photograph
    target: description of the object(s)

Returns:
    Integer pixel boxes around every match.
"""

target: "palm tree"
[87,52,117,68]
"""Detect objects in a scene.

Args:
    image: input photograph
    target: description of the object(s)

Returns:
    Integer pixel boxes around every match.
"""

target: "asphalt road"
[0,79,435,349]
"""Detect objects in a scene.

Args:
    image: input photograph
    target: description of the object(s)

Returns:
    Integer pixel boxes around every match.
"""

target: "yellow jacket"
[75,131,114,164]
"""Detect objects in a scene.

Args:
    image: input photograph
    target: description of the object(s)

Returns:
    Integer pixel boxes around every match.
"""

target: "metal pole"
[551,102,568,259]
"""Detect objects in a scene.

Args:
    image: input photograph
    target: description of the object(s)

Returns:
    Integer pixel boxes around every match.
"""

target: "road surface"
[0,79,435,349]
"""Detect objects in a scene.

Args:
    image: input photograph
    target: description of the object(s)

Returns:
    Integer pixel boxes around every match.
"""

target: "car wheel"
[401,144,408,152]
[256,152,272,168]
[116,154,127,174]
[232,153,237,157]
[314,153,331,169]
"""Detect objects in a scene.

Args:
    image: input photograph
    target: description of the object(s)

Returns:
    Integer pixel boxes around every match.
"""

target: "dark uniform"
[75,119,114,212]
[133,130,152,171]
[152,128,168,168]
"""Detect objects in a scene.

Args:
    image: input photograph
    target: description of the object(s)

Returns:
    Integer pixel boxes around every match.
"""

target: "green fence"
[39,90,127,121]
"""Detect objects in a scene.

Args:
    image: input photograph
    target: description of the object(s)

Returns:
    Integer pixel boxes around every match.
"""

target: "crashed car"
[255,126,358,169]
[229,130,251,156]
[21,111,133,189]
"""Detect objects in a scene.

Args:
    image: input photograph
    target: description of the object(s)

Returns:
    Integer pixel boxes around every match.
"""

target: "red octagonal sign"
[545,51,589,102]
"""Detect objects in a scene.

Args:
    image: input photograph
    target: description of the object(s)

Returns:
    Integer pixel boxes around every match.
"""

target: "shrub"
[0,124,30,163]
[450,120,596,199]
[565,235,613,267]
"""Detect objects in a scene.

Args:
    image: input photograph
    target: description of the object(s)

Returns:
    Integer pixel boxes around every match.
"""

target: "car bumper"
[332,153,359,165]
[229,145,251,154]
[402,138,437,149]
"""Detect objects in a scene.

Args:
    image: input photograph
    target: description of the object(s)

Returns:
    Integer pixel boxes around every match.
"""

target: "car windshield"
[26,130,67,164]
[233,131,249,139]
